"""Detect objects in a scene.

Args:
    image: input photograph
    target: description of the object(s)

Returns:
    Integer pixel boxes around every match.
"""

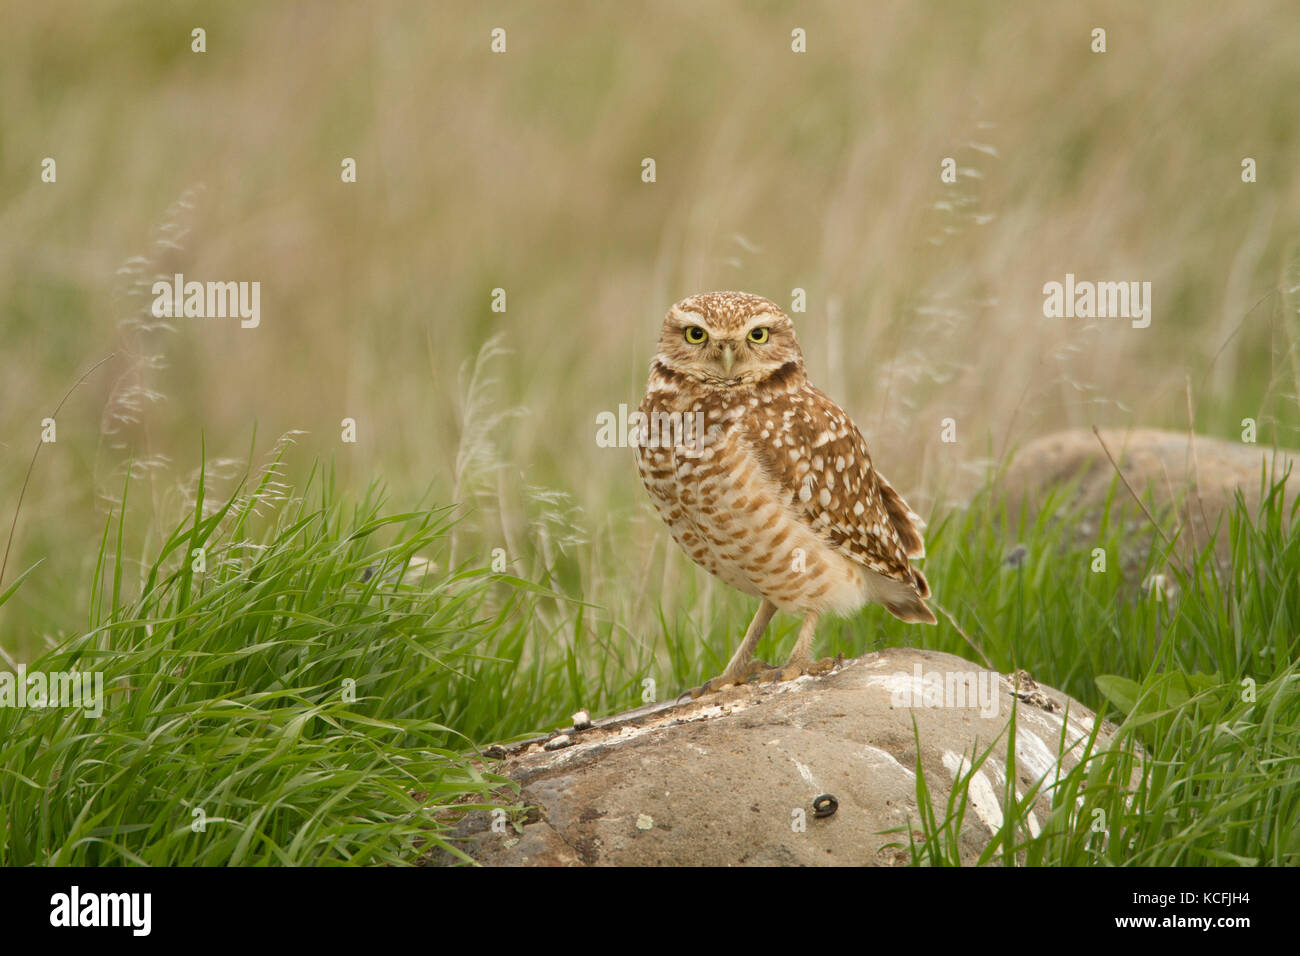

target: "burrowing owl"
[634,291,935,696]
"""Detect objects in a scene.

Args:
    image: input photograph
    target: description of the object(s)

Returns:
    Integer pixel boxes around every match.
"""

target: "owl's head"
[655,291,804,387]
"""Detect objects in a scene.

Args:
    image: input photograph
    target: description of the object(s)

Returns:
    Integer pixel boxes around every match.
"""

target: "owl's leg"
[688,598,777,698]
[763,611,839,682]
[786,610,820,665]
[720,598,778,679]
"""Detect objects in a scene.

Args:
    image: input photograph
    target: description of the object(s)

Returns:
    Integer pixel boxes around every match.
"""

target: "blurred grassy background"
[3,0,1298,660]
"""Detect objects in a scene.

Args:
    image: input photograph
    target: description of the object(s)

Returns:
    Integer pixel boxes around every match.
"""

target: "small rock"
[635,814,654,831]
[1010,670,1059,713]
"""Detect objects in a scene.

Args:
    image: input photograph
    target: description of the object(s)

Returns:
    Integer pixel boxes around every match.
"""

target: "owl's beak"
[721,344,735,376]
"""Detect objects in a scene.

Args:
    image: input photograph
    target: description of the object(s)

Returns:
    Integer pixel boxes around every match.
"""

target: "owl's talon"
[756,656,840,684]
[687,678,726,699]
[686,659,773,699]
[806,655,840,676]
[688,655,840,697]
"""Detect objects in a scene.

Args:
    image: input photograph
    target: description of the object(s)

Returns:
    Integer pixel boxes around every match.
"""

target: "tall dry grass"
[3,0,1299,657]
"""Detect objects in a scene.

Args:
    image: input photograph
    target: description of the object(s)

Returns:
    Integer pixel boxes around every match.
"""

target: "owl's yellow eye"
[747,327,770,344]
[684,326,708,344]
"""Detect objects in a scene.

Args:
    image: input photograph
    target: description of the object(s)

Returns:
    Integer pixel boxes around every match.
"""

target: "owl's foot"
[755,655,841,684]
[687,659,773,699]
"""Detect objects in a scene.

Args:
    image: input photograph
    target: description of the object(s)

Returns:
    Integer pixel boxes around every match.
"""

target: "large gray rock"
[441,648,1125,866]
[998,428,1297,566]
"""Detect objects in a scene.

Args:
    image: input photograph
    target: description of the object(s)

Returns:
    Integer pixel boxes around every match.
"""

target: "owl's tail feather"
[886,595,938,625]
[879,568,937,624]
